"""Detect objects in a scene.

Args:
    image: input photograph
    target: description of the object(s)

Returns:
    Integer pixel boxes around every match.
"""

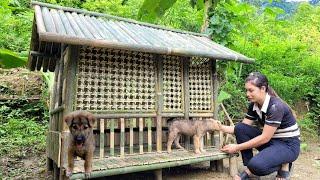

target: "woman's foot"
[234,169,252,180]
[276,163,292,180]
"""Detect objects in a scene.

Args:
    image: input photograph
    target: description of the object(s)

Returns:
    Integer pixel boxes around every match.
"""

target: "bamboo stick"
[183,58,190,150]
[110,119,114,156]
[130,118,134,154]
[139,118,143,154]
[147,118,152,152]
[155,55,163,153]
[100,119,104,158]
[120,118,125,157]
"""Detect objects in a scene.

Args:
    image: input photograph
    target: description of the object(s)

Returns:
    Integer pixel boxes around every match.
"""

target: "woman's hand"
[220,144,240,153]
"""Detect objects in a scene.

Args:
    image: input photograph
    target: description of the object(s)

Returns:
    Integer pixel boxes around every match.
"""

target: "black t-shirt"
[245,96,300,138]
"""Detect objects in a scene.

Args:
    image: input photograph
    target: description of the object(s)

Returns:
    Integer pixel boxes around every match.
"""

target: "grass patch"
[0,118,47,158]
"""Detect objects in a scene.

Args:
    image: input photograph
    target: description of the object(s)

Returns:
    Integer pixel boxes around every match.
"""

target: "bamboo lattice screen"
[74,46,212,113]
[189,57,212,112]
[75,46,156,112]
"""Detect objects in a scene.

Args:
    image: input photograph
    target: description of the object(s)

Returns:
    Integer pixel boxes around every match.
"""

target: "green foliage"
[0,97,49,158]
[157,0,203,32]
[206,1,320,133]
[0,117,47,157]
[217,90,231,104]
[298,114,318,140]
[0,0,33,52]
[82,0,144,19]
[138,0,177,22]
[0,49,27,68]
[300,142,308,152]
[189,0,205,10]
[35,0,84,8]
[0,98,49,124]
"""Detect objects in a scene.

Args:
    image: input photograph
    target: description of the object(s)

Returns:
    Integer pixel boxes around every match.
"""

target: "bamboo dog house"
[27,1,254,179]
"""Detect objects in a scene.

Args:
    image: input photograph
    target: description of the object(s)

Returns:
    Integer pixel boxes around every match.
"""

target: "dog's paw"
[84,172,91,179]
[194,150,201,154]
[167,149,172,153]
[200,149,206,153]
[176,145,184,149]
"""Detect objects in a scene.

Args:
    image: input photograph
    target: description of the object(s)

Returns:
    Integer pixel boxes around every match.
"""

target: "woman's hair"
[245,72,296,118]
[245,72,278,97]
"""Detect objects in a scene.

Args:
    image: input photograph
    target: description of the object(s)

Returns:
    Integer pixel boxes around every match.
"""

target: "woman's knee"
[247,159,269,176]
[234,122,249,137]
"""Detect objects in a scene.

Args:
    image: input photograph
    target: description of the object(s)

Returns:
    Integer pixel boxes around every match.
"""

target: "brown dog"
[64,111,96,177]
[167,118,221,154]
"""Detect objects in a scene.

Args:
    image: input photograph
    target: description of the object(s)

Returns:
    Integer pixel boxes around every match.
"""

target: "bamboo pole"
[155,55,163,153]
[139,118,143,154]
[229,156,238,177]
[110,119,115,156]
[147,118,152,152]
[94,113,156,119]
[130,118,134,154]
[220,103,234,126]
[120,118,125,157]
[154,169,162,180]
[100,119,105,158]
[211,59,223,172]
[183,58,190,150]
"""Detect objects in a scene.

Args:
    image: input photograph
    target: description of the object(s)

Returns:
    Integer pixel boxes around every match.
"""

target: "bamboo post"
[130,118,134,154]
[139,118,144,154]
[99,119,104,158]
[183,58,190,150]
[120,118,125,157]
[206,132,211,146]
[154,169,162,180]
[155,55,163,153]
[229,156,238,177]
[110,119,115,156]
[147,118,152,152]
[210,59,223,172]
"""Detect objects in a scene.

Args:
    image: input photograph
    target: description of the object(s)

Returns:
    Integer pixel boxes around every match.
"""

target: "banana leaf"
[0,49,27,68]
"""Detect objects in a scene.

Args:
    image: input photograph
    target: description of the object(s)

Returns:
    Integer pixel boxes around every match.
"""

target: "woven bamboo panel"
[75,46,156,112]
[162,55,183,112]
[189,57,212,112]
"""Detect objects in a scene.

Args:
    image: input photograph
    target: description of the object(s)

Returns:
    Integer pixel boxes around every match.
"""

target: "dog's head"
[64,111,96,148]
[206,118,222,131]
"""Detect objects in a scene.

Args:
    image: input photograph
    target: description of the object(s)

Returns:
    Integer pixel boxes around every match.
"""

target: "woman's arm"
[220,118,254,134]
[237,125,277,150]
[221,124,277,153]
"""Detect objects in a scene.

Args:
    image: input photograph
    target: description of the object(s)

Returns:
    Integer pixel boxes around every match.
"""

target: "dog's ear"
[64,113,74,127]
[86,112,96,127]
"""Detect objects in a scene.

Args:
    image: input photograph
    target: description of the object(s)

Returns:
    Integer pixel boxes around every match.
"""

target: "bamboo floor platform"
[68,147,229,179]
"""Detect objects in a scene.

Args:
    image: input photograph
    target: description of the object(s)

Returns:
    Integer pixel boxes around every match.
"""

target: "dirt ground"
[2,140,318,180]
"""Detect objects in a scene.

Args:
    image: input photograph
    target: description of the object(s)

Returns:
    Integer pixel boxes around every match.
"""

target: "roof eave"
[37,32,254,64]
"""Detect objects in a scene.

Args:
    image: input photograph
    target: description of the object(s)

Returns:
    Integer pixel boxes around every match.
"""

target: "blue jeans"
[234,122,300,176]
